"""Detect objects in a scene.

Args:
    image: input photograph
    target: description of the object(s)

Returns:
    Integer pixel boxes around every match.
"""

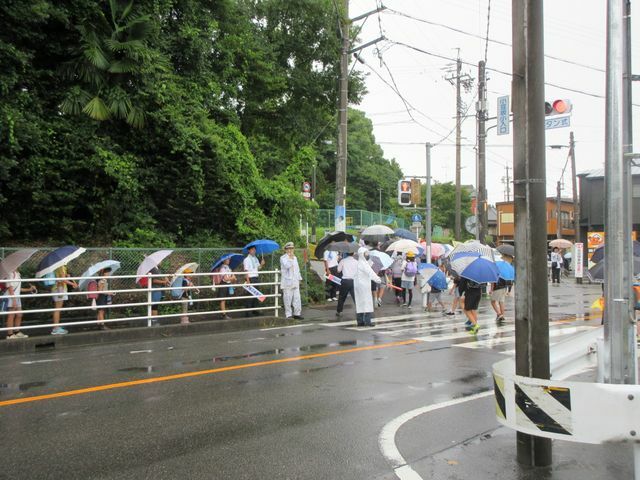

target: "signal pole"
[334,0,349,232]
[512,0,551,467]
[569,132,578,244]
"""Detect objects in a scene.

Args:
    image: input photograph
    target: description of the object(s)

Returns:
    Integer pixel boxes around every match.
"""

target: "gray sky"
[349,0,640,205]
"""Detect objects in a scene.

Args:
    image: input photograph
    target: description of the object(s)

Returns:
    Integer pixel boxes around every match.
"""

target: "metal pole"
[334,0,349,232]
[147,273,152,327]
[274,270,280,317]
[569,132,579,242]
[603,0,636,385]
[311,162,317,243]
[455,57,462,240]
[379,188,382,217]
[477,60,487,244]
[556,180,562,239]
[426,143,432,261]
[512,0,552,466]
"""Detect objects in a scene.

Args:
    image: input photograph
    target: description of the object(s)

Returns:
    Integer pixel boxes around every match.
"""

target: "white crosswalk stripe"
[322,310,599,353]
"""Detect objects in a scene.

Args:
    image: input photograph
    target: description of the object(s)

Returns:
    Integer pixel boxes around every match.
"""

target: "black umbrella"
[587,257,640,283]
[497,244,515,257]
[326,241,359,254]
[314,232,354,259]
[590,241,640,264]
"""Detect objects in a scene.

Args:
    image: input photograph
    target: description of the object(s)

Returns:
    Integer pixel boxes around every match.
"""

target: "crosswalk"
[321,311,598,354]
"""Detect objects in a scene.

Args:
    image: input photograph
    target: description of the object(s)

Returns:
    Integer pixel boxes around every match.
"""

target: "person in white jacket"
[280,242,303,319]
[354,247,381,327]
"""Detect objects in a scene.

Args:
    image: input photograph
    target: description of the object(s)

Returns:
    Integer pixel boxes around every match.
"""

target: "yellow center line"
[0,339,419,408]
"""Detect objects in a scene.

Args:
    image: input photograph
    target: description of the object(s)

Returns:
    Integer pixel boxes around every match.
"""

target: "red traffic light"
[545,99,572,116]
[398,180,412,206]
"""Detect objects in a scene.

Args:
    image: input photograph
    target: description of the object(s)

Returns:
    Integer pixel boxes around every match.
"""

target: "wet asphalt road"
[0,282,629,479]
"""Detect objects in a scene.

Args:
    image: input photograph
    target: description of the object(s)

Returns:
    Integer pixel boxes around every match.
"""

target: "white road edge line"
[259,324,307,331]
[379,390,493,480]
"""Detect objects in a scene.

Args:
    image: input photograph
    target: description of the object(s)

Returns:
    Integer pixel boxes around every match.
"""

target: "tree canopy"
[0,0,401,247]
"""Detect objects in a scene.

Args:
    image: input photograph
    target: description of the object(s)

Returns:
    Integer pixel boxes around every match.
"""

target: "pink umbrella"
[420,242,445,259]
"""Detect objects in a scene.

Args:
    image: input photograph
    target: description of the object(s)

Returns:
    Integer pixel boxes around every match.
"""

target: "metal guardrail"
[0,270,281,333]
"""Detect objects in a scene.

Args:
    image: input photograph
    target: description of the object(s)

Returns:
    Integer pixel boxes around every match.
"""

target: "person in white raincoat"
[280,242,303,319]
[354,247,381,327]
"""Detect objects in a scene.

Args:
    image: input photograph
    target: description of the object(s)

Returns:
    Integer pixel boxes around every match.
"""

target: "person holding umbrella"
[550,247,563,284]
[51,265,79,335]
[280,242,303,320]
[3,269,37,339]
[243,245,265,316]
[336,251,358,318]
[95,267,114,330]
[491,255,514,324]
[401,252,418,308]
[213,255,240,320]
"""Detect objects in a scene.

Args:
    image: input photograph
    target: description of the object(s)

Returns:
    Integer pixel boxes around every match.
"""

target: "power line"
[385,7,606,73]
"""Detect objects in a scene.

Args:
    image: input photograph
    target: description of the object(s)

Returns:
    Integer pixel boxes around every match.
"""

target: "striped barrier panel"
[493,327,640,444]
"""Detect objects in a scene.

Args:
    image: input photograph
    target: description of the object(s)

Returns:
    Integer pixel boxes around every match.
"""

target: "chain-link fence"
[316,209,407,230]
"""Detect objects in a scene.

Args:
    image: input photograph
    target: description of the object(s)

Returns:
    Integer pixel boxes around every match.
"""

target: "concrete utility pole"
[445,55,472,240]
[334,0,349,232]
[603,0,636,385]
[555,180,562,239]
[476,60,487,244]
[511,0,552,467]
[569,132,579,244]
[425,143,432,261]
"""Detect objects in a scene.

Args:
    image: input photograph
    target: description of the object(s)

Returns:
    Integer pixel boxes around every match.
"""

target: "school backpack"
[170,276,184,299]
[87,280,99,300]
[404,261,417,277]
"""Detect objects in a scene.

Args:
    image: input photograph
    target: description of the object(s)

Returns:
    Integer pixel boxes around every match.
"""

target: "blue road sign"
[497,96,510,136]
[545,115,571,130]
[411,214,422,222]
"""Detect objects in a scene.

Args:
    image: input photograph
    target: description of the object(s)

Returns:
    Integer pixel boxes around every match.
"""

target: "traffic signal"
[545,99,572,116]
[398,180,411,206]
[410,178,421,205]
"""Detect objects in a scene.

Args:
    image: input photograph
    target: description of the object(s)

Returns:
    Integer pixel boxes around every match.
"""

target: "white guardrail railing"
[493,326,640,461]
[0,270,281,331]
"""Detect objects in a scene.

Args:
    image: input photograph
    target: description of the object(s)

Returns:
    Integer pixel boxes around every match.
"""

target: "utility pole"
[334,0,349,232]
[311,161,317,243]
[476,60,487,244]
[425,143,432,261]
[569,132,578,244]
[445,54,473,240]
[512,0,552,467]
[555,180,562,239]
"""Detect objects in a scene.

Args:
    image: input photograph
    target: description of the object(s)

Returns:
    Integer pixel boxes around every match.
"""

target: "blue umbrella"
[78,260,121,291]
[495,261,515,281]
[242,239,280,255]
[418,263,439,282]
[211,253,244,272]
[428,270,449,291]
[450,251,499,284]
[394,228,418,242]
[36,245,86,277]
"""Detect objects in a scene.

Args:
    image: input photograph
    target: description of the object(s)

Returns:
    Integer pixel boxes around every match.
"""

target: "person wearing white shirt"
[243,246,265,316]
[323,250,340,301]
[335,252,358,317]
[550,247,563,284]
[4,270,36,339]
[280,242,303,319]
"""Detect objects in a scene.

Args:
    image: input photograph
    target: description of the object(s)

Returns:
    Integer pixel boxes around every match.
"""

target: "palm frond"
[60,87,92,115]
[126,106,145,129]
[83,96,111,120]
[120,0,134,22]
[108,59,138,74]
[108,89,132,119]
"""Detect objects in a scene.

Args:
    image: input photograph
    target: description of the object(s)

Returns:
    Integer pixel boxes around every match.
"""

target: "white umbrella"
[0,248,38,279]
[361,225,394,236]
[170,262,199,285]
[136,250,173,284]
[368,250,393,269]
[78,260,121,291]
[448,240,494,260]
[549,238,573,249]
[385,239,422,255]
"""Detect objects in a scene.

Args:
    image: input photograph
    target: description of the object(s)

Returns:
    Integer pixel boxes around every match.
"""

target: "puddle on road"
[114,340,367,375]
[0,381,49,394]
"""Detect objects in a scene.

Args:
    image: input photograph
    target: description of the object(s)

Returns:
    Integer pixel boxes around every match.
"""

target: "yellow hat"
[184,268,193,274]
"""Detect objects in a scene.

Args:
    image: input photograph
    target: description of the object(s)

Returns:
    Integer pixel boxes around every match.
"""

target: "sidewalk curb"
[0,315,307,355]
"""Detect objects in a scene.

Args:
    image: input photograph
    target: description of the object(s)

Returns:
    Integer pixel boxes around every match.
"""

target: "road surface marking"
[20,359,61,365]
[379,390,493,480]
[0,339,418,408]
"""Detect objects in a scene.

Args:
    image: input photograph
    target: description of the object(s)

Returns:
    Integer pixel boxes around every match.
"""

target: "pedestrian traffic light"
[410,178,421,205]
[398,180,411,206]
[545,99,572,116]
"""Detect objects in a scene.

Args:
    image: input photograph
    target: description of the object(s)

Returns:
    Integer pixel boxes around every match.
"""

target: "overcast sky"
[348,0,640,205]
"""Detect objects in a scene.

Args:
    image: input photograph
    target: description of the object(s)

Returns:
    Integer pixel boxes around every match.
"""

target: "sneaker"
[470,324,480,334]
[464,320,472,327]
[408,305,412,309]
[327,298,333,302]
[14,331,29,338]
[336,312,343,317]
[293,315,304,320]
[51,327,68,335]
[6,334,17,340]
[445,311,455,316]
[223,315,232,320]
[401,303,407,307]
[332,297,338,301]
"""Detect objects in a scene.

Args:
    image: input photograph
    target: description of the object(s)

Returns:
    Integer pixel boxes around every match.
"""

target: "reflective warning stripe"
[493,373,506,420]
[515,382,572,436]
